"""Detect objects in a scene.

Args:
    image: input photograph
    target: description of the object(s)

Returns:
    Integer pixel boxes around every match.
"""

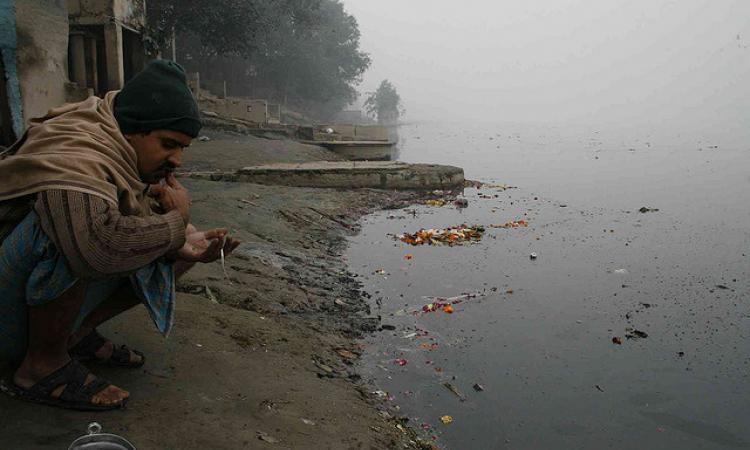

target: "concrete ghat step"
[181,161,465,190]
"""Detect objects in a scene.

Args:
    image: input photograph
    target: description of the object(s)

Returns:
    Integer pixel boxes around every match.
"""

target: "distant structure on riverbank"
[0,0,150,147]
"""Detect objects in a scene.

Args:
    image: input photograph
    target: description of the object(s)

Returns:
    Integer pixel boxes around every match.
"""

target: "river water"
[346,120,750,449]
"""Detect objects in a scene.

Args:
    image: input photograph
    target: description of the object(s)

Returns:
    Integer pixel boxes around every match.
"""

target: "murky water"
[347,121,750,449]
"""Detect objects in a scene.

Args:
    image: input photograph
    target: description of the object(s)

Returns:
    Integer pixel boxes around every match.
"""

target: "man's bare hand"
[150,173,190,223]
[176,226,241,263]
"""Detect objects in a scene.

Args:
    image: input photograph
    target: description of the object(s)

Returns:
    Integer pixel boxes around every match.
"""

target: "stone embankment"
[183,160,465,191]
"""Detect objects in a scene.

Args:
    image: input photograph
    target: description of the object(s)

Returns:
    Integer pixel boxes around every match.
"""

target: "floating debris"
[638,206,660,213]
[612,336,623,345]
[473,383,485,392]
[625,328,648,339]
[529,252,538,260]
[394,358,408,366]
[424,199,446,207]
[489,219,528,229]
[482,183,516,190]
[415,292,485,315]
[404,253,414,260]
[439,415,454,424]
[443,382,466,401]
[397,225,485,246]
[419,342,439,350]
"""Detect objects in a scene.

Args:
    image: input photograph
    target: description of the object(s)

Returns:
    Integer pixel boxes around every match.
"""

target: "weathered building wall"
[68,0,147,90]
[0,0,24,142]
[68,0,145,29]
[14,0,70,122]
[112,0,145,29]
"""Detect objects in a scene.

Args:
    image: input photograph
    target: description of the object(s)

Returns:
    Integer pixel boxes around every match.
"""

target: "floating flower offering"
[397,224,485,246]
[489,219,528,228]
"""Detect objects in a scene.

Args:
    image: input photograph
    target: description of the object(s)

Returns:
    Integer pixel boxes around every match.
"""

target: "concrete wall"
[112,0,145,29]
[185,162,466,191]
[267,104,281,124]
[354,125,389,141]
[68,0,145,29]
[67,0,109,20]
[0,0,24,140]
[225,99,268,124]
[198,97,273,125]
[318,124,390,141]
[15,0,70,123]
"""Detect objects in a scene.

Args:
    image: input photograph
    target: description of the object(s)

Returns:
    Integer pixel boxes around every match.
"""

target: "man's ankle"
[68,326,94,348]
[14,354,71,385]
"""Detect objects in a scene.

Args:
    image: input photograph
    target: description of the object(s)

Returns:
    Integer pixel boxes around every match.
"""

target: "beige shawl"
[0,91,149,216]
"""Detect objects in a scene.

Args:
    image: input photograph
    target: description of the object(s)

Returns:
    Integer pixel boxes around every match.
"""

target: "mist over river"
[347,120,750,449]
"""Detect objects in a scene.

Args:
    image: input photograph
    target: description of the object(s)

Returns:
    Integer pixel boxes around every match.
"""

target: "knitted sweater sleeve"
[34,189,186,278]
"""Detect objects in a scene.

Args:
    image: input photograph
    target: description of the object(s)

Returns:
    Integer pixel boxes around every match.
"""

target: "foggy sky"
[343,0,750,126]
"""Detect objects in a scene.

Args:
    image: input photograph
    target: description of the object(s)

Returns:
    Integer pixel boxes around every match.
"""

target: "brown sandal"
[70,329,145,368]
[2,360,127,411]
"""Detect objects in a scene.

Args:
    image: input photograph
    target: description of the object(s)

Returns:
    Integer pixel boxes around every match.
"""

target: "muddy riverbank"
[0,131,442,450]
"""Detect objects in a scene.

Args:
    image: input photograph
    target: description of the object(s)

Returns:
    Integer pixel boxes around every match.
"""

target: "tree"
[147,0,371,119]
[364,80,403,124]
[253,0,370,116]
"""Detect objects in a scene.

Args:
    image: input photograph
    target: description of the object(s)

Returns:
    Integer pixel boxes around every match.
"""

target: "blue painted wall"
[0,0,24,139]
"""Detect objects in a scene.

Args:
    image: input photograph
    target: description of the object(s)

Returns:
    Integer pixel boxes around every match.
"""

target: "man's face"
[126,130,192,183]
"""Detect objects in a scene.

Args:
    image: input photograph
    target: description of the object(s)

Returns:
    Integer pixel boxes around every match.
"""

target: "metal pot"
[68,422,136,450]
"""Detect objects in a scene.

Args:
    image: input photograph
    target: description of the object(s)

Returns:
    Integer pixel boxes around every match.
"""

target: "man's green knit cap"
[114,60,202,138]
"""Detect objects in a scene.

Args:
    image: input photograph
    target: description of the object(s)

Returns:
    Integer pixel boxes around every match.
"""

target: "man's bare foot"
[13,357,129,407]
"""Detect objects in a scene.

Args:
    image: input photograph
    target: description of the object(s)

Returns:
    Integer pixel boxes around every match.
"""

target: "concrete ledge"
[298,140,396,161]
[180,161,465,190]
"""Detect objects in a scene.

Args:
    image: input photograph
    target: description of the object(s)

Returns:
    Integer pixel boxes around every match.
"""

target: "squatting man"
[0,60,240,410]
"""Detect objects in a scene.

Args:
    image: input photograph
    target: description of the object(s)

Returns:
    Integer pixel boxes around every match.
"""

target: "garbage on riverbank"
[396,225,485,246]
